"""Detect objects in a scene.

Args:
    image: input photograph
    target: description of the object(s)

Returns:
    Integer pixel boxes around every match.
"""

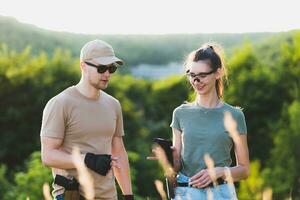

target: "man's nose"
[103,69,111,77]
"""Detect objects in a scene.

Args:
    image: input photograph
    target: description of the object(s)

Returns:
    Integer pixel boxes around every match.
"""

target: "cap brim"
[90,56,124,65]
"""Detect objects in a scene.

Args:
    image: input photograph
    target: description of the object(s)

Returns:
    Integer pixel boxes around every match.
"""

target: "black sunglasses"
[84,61,118,74]
[186,69,216,79]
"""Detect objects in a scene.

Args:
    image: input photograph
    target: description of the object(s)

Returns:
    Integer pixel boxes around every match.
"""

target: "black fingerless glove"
[123,194,134,200]
[84,153,111,176]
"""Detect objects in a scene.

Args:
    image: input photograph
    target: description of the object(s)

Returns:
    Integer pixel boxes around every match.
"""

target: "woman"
[170,44,249,199]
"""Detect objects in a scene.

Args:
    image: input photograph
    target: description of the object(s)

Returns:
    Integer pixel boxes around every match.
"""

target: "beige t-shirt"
[40,86,124,199]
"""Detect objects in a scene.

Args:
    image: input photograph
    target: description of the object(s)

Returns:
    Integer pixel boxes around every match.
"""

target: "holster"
[165,177,174,199]
[54,175,84,200]
[153,137,176,199]
[165,174,177,199]
[63,191,81,200]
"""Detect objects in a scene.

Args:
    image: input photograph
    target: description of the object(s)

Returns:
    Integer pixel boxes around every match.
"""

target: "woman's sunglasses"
[84,61,118,74]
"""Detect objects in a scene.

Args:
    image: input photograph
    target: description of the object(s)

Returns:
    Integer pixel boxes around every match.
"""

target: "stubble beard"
[89,77,108,90]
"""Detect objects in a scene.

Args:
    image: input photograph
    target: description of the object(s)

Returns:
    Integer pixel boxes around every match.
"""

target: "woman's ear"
[215,68,222,79]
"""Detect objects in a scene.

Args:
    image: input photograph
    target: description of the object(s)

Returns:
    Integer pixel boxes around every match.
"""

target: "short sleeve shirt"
[170,102,247,177]
[40,86,124,199]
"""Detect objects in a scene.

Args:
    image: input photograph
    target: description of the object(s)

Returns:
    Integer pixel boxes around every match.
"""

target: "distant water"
[130,63,184,79]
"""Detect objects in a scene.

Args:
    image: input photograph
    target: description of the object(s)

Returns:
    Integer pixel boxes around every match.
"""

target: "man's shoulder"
[101,90,120,105]
[45,86,75,107]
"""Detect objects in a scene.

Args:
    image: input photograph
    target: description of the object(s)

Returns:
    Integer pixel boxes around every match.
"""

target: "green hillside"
[0,15,283,66]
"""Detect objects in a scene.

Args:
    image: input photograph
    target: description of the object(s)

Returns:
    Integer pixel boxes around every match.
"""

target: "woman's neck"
[196,91,221,108]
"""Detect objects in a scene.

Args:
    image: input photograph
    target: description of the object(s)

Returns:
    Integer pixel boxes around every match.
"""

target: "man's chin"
[98,83,108,90]
[90,83,108,90]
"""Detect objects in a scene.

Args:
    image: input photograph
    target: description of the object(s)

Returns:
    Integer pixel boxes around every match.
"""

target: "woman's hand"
[189,167,225,188]
[147,145,175,177]
[147,145,173,167]
[147,145,180,170]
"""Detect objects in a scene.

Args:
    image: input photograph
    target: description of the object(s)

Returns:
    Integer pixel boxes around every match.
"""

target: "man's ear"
[80,61,86,72]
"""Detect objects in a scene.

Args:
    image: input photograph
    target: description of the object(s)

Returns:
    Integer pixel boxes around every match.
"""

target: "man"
[40,40,134,200]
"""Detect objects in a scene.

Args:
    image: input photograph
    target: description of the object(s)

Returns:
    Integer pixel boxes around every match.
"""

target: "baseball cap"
[80,39,124,65]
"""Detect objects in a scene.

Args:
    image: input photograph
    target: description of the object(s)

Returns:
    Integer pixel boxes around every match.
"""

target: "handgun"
[154,137,173,166]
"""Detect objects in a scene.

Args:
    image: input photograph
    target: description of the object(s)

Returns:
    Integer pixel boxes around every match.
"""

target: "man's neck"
[75,81,100,100]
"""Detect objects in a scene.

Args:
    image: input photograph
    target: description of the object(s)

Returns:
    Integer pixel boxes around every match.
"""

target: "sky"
[1,0,300,34]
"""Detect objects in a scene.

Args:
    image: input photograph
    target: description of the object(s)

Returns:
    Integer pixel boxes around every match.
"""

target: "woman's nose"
[193,77,200,83]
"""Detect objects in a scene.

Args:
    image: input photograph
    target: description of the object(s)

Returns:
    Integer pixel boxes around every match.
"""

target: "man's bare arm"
[41,136,78,169]
[111,136,133,195]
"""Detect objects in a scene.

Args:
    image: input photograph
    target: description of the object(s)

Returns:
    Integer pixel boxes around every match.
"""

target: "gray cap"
[80,39,124,65]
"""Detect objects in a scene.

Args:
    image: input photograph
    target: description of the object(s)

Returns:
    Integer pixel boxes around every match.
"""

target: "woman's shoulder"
[223,102,245,116]
[173,102,197,112]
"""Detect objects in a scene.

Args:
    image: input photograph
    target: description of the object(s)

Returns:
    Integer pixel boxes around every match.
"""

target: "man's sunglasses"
[84,61,118,74]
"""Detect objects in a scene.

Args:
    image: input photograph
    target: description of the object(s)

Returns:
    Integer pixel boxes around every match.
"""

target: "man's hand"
[84,153,112,176]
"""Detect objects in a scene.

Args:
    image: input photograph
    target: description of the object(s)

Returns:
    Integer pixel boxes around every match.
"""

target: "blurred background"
[0,0,300,199]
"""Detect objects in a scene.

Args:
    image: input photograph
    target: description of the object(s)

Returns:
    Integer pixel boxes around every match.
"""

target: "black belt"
[177,178,227,188]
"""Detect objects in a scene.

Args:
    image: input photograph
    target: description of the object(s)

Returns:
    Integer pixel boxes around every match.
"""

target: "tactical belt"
[177,178,227,188]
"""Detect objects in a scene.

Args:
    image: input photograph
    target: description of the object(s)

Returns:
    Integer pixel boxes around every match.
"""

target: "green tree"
[263,101,300,199]
[0,45,79,169]
[225,42,284,164]
[238,160,265,199]
[4,151,52,200]
[0,165,11,198]
[262,32,300,199]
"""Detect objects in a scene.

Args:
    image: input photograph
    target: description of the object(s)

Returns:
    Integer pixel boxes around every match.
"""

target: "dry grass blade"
[154,179,167,200]
[72,146,95,200]
[207,188,213,200]
[43,182,53,200]
[224,111,241,144]
[204,153,217,187]
[152,145,177,199]
[262,187,273,200]
[153,145,175,178]
[223,167,234,185]
[223,111,237,186]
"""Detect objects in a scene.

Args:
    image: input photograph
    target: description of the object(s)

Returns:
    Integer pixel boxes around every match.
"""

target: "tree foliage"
[3,152,52,200]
